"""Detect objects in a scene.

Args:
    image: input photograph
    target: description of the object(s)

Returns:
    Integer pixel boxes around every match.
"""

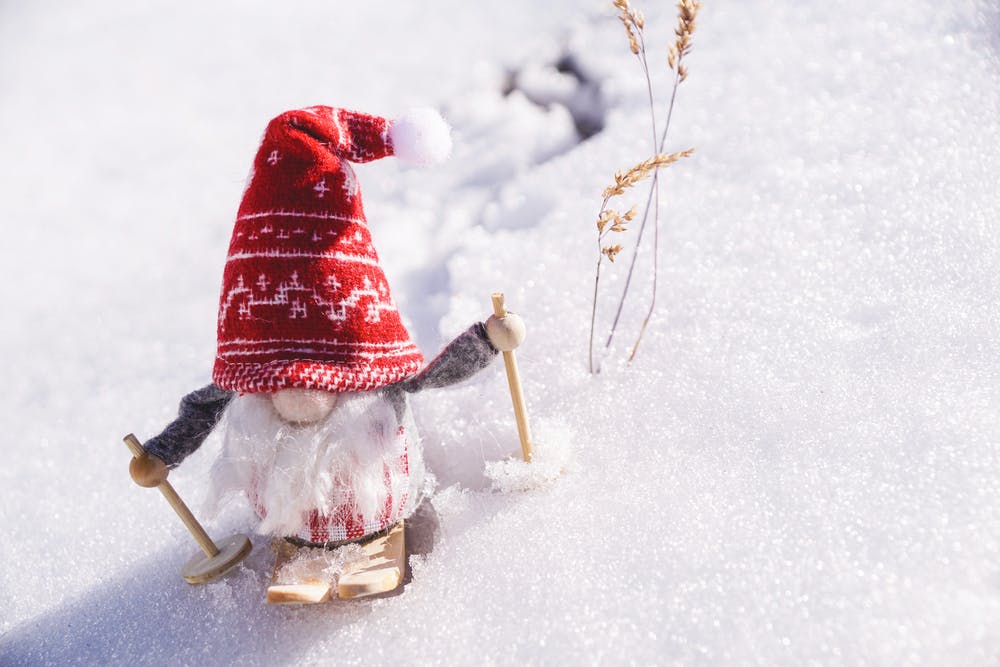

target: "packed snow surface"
[2,0,1000,665]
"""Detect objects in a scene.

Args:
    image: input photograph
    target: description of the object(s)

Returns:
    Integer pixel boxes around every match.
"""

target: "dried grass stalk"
[589,0,701,374]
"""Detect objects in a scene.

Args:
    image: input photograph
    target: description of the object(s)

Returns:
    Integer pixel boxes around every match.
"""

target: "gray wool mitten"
[142,384,234,467]
[399,322,498,393]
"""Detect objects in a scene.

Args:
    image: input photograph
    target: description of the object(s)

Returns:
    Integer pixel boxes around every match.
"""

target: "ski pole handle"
[123,433,219,558]
[491,293,534,462]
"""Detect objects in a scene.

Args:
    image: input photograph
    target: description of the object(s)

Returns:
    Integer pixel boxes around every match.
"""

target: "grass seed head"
[602,244,624,262]
[602,149,695,199]
[613,0,643,55]
[597,209,616,233]
[669,0,701,74]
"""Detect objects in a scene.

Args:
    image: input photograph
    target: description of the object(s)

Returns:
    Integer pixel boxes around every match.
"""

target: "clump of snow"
[484,419,573,492]
[272,542,366,586]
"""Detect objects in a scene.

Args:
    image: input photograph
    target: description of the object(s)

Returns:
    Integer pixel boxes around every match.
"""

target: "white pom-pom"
[389,108,452,166]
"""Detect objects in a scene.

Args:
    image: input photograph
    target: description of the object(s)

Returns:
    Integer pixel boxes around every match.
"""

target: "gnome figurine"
[130,105,525,602]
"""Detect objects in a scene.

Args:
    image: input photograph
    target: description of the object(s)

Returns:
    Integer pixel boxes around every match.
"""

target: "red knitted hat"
[213,105,450,393]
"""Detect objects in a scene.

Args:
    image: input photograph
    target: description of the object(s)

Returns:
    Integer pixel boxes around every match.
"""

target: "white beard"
[208,391,419,538]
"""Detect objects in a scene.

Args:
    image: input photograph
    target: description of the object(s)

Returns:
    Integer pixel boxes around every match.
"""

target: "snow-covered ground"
[3,1,1000,664]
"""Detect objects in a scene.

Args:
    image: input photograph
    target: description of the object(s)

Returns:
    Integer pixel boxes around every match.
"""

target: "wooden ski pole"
[491,293,534,462]
[123,433,219,557]
[123,433,252,584]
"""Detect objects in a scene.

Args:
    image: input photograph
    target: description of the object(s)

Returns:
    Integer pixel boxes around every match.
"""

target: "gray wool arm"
[142,384,235,467]
[399,322,499,393]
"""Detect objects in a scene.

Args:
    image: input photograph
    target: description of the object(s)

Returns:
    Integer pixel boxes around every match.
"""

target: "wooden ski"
[337,520,406,600]
[265,538,333,605]
[265,520,406,604]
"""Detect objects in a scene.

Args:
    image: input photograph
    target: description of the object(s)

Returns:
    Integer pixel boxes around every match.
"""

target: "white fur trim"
[389,108,452,166]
